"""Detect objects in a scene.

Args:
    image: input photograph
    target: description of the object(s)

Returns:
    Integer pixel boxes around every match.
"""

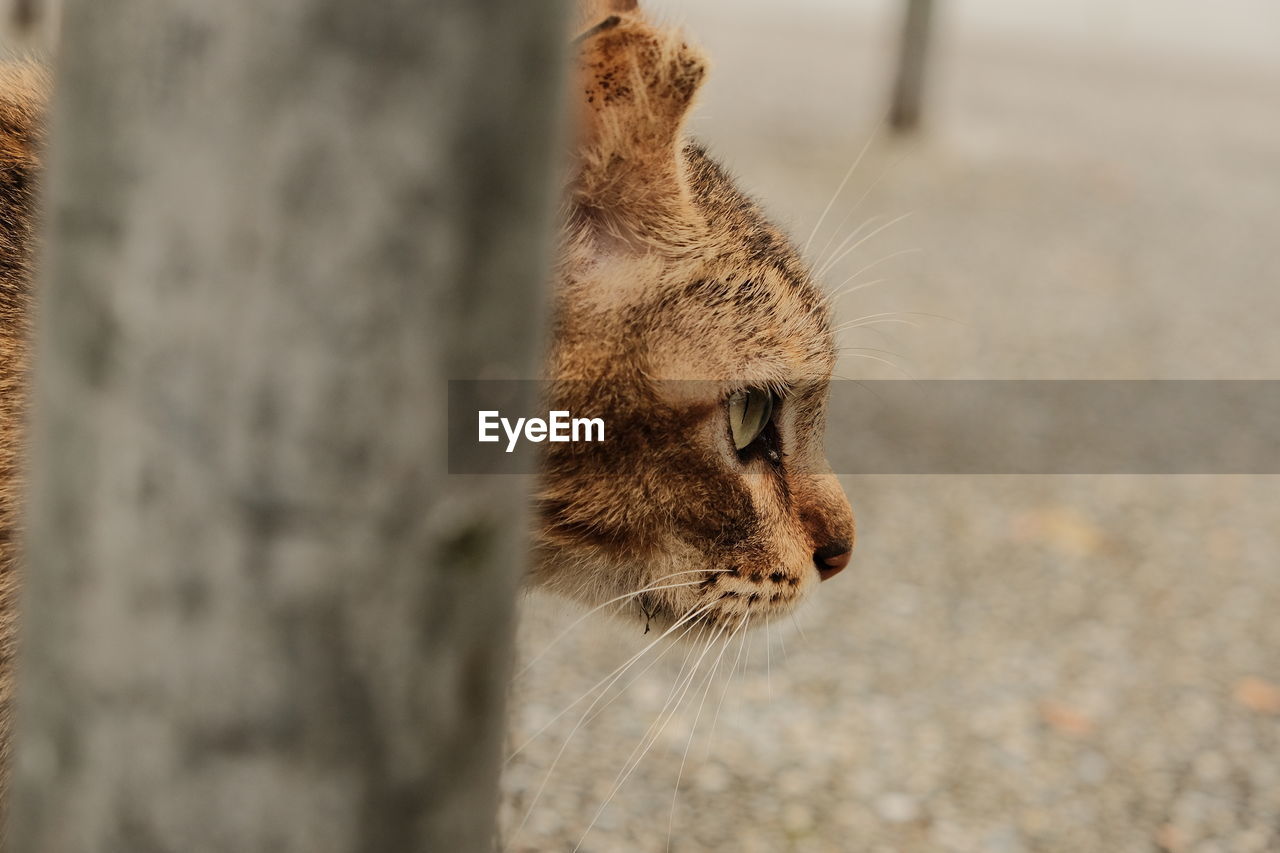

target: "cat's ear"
[571,8,708,242]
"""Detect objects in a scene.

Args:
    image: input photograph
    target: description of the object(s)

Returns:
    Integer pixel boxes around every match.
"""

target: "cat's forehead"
[644,147,834,383]
[640,267,834,388]
[557,144,834,387]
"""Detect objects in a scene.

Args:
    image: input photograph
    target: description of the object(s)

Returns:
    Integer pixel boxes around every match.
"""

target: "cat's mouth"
[632,565,810,638]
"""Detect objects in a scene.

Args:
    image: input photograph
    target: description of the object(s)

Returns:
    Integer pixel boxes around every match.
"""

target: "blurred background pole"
[9,0,565,850]
[889,0,934,132]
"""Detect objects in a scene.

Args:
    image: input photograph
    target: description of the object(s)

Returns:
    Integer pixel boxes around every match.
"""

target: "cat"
[531,0,855,638]
[0,0,856,809]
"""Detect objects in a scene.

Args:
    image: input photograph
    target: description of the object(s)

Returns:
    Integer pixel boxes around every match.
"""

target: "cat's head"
[532,1,854,637]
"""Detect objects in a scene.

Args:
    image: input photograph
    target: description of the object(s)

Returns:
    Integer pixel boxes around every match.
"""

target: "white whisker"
[765,617,773,702]
[835,345,906,360]
[515,570,728,679]
[574,622,728,852]
[836,350,917,380]
[817,212,887,276]
[504,603,713,850]
[790,612,810,647]
[802,122,882,258]
[836,310,912,328]
[704,613,752,760]
[824,276,895,307]
[825,246,922,296]
[817,212,913,280]
[817,212,886,276]
[836,309,957,332]
[813,147,907,270]
[838,317,919,332]
[507,601,712,763]
[582,614,716,727]
[666,618,743,851]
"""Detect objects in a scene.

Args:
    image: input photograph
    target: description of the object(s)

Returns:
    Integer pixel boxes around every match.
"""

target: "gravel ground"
[502,4,1280,850]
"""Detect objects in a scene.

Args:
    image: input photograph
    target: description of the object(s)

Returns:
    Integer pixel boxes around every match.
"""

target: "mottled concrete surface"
[503,3,1280,850]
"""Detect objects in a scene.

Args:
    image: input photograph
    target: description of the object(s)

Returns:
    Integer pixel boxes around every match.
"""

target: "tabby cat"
[0,0,855,806]
[532,0,854,634]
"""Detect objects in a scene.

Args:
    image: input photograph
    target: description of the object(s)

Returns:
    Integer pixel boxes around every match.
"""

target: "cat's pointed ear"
[571,7,708,241]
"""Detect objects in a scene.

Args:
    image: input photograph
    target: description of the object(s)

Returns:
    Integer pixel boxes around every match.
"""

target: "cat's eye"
[727,388,774,451]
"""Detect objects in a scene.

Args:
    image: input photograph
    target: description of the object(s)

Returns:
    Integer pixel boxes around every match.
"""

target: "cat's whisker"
[504,604,713,851]
[834,322,906,350]
[580,608,723,728]
[813,258,913,324]
[834,315,926,368]
[573,622,728,852]
[838,317,920,332]
[836,310,962,341]
[816,212,887,277]
[832,275,894,298]
[813,147,908,270]
[824,276,895,308]
[703,612,752,760]
[666,617,744,851]
[515,570,731,679]
[790,612,810,647]
[816,212,888,279]
[836,350,918,381]
[506,600,713,764]
[802,121,882,258]
[816,211,913,280]
[835,310,914,329]
[807,275,895,324]
[836,345,906,360]
[765,616,773,702]
[823,246,922,297]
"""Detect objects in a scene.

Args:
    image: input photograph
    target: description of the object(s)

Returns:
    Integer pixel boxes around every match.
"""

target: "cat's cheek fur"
[532,451,852,633]
[687,469,851,625]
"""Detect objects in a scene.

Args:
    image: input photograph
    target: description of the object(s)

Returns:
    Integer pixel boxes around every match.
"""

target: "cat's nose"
[813,542,852,581]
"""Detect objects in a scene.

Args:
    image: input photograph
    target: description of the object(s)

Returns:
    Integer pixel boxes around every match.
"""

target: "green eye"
[727,388,774,451]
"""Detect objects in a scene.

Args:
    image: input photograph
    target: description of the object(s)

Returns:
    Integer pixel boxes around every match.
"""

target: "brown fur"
[0,60,46,803]
[533,6,854,635]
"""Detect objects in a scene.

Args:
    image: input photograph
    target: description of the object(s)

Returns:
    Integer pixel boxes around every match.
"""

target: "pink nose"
[814,543,852,581]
